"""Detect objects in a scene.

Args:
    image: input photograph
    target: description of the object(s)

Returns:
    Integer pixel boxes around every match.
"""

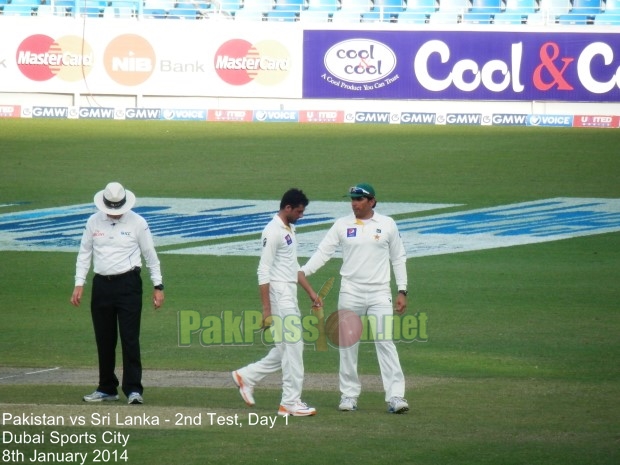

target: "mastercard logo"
[16,35,94,82]
[104,34,156,86]
[214,39,290,86]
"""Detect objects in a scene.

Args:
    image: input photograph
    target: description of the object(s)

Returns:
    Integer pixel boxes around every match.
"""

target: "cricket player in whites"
[232,188,320,417]
[301,183,409,414]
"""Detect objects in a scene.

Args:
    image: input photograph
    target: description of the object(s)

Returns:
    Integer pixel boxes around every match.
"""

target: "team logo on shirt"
[284,234,293,245]
[346,228,357,238]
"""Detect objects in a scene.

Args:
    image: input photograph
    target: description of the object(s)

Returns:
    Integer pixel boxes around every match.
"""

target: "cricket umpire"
[70,182,164,405]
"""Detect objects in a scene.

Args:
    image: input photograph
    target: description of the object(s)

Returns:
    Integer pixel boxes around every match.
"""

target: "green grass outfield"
[1,120,619,465]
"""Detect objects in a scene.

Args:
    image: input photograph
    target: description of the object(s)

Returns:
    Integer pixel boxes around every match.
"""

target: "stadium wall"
[1,17,619,127]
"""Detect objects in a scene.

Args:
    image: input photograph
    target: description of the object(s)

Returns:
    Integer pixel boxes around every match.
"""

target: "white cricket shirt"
[257,214,300,285]
[301,211,407,290]
[74,210,163,286]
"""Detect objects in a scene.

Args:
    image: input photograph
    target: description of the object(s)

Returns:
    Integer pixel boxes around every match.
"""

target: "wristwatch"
[398,290,408,296]
[154,284,164,291]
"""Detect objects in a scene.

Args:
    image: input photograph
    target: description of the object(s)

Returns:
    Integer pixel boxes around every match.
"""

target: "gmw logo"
[354,112,391,123]
[324,39,396,84]
[16,35,94,82]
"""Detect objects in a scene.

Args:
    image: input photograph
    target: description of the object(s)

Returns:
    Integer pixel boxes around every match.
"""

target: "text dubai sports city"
[2,413,130,447]
[177,310,428,347]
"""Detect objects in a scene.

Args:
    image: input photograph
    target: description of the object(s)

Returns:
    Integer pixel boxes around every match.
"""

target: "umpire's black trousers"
[91,267,143,397]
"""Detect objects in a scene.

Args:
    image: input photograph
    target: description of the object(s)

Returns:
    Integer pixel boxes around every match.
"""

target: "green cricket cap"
[346,183,376,198]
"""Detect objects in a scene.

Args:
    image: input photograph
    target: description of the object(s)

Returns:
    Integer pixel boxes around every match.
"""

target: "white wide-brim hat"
[94,182,136,215]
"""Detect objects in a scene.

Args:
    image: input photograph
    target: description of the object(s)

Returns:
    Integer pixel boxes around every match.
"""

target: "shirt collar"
[274,213,294,233]
[348,212,377,225]
[104,213,126,224]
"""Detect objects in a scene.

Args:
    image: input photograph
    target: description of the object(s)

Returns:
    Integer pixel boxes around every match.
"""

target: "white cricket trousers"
[237,281,305,407]
[338,279,406,402]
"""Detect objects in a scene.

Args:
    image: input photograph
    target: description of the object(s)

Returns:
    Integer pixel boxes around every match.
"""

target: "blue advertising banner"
[302,30,620,102]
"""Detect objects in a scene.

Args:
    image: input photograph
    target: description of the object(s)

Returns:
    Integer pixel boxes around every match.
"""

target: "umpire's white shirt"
[302,211,407,291]
[74,210,162,286]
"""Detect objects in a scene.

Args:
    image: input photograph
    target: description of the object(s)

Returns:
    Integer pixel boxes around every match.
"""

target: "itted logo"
[16,34,94,82]
[214,39,290,86]
[324,39,396,84]
[104,34,156,86]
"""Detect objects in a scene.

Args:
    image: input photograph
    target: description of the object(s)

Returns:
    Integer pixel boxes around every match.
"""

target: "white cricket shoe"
[127,392,144,405]
[387,396,409,414]
[232,370,255,407]
[83,391,119,402]
[278,400,317,417]
[338,396,358,411]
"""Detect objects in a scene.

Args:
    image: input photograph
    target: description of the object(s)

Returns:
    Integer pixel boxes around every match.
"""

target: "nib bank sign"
[302,31,620,102]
